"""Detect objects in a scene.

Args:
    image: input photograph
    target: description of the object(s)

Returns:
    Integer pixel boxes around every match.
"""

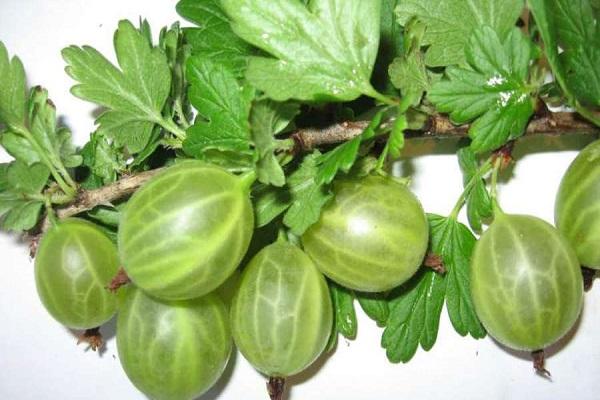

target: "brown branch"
[47,112,597,220]
[293,112,599,151]
[55,168,164,220]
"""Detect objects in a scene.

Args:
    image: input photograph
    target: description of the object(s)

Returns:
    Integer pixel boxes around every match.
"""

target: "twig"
[55,168,164,220]
[47,112,597,220]
[294,112,599,151]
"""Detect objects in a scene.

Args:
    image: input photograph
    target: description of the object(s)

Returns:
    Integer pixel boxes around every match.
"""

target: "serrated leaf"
[0,42,26,128]
[222,0,382,102]
[458,147,492,232]
[373,0,404,93]
[389,52,430,99]
[429,27,535,153]
[252,183,292,228]
[428,214,486,338]
[356,292,389,327]
[0,201,44,231]
[62,20,171,153]
[388,114,407,159]
[0,162,47,232]
[283,152,333,235]
[183,57,255,160]
[80,131,126,188]
[177,0,253,77]
[382,269,446,363]
[0,131,40,165]
[330,282,358,340]
[529,0,600,108]
[251,100,299,187]
[396,0,524,67]
[7,161,49,195]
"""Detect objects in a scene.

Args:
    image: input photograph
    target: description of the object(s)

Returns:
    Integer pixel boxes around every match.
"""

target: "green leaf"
[7,161,49,195]
[86,205,121,227]
[389,53,430,99]
[381,214,485,363]
[252,183,291,228]
[330,282,358,340]
[388,114,407,159]
[62,20,172,153]
[529,0,600,107]
[2,87,81,171]
[0,162,47,232]
[222,0,382,102]
[0,42,26,128]
[251,100,300,187]
[396,0,524,67]
[315,112,383,185]
[176,0,253,77]
[382,269,446,363]
[159,22,192,122]
[0,45,78,196]
[429,215,486,338]
[373,0,404,93]
[429,27,535,153]
[356,292,389,327]
[183,57,255,161]
[283,152,333,236]
[457,147,492,232]
[80,131,126,188]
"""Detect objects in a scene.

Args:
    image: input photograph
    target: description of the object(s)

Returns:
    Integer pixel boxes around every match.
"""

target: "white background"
[1,1,599,399]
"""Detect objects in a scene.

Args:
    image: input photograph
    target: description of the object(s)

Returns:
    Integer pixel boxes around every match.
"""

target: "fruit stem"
[267,377,286,400]
[490,158,504,217]
[239,170,257,192]
[449,159,493,219]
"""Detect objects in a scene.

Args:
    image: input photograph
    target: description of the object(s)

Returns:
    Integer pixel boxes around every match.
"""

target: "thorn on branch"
[581,267,596,292]
[27,234,41,259]
[107,267,131,293]
[532,349,552,379]
[492,141,515,170]
[267,377,286,400]
[424,253,446,274]
[77,327,104,352]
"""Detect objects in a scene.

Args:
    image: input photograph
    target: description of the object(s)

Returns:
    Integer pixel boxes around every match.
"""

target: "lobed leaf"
[251,100,299,187]
[429,27,536,153]
[356,292,389,327]
[396,0,524,67]
[429,215,485,338]
[457,147,492,232]
[222,0,382,102]
[283,152,333,236]
[0,42,27,128]
[529,0,600,108]
[62,20,171,153]
[382,269,446,363]
[176,0,253,77]
[183,57,255,161]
